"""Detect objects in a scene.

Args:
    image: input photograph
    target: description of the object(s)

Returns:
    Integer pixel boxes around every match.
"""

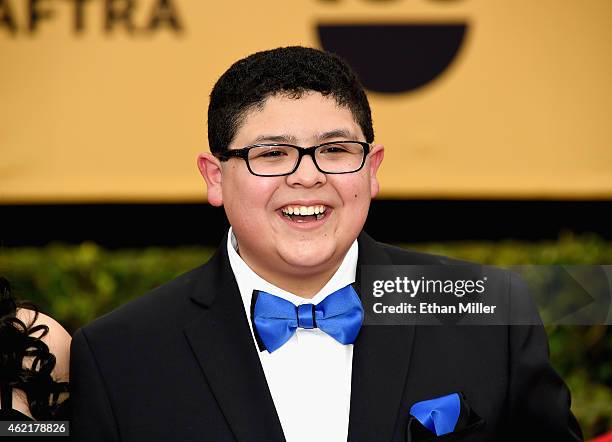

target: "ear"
[197,152,224,207]
[368,144,384,199]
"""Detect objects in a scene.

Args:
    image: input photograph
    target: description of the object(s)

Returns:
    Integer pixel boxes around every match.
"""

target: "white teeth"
[281,205,328,216]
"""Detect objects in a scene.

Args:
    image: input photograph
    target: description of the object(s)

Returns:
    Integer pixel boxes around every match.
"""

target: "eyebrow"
[250,129,358,145]
[251,134,299,144]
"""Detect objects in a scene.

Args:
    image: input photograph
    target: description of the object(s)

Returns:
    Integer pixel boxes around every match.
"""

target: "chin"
[278,243,338,270]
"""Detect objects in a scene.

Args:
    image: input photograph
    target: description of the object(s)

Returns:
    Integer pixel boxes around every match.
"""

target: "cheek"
[339,174,371,204]
[223,174,279,220]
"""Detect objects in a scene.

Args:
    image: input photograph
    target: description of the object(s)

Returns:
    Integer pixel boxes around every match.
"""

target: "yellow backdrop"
[1,0,611,202]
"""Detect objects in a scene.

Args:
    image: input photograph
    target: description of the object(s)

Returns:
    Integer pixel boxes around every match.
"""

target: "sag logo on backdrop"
[317,0,468,93]
[0,0,467,93]
[0,0,182,34]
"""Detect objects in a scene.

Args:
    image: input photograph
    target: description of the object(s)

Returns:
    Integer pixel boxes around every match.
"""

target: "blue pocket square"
[407,392,484,441]
[410,393,461,436]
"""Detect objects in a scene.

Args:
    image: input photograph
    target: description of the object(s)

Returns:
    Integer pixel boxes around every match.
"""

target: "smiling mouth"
[280,205,328,222]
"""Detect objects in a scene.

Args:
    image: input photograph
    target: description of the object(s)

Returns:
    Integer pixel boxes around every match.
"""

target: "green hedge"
[1,233,610,438]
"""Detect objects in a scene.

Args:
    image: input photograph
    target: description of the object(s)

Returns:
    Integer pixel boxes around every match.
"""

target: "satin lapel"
[183,239,285,442]
[347,232,416,442]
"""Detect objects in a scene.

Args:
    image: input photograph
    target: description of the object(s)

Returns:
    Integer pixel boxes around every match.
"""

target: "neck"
[238,251,343,299]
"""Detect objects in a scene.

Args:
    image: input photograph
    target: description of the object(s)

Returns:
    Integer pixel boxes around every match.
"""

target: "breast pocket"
[406,416,486,442]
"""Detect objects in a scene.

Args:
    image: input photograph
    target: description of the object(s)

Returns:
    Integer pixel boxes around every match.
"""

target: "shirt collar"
[227,226,358,315]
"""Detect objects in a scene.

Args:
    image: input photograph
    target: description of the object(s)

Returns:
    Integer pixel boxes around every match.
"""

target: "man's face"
[199,92,384,283]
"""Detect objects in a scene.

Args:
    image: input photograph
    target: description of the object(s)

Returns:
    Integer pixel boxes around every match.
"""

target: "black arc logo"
[317,23,468,93]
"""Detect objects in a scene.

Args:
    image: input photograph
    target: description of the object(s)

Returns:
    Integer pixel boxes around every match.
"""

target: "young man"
[71,47,582,441]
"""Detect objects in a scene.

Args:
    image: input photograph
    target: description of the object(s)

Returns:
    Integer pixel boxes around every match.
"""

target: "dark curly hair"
[207,46,374,153]
[0,277,69,420]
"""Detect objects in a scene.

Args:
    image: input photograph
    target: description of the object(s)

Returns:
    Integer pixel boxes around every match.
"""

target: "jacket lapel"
[183,238,286,442]
[347,232,416,442]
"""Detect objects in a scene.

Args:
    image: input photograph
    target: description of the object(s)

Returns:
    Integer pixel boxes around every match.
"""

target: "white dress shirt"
[226,226,358,442]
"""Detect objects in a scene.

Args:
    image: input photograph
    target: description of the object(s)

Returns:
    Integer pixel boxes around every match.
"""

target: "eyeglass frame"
[212,140,371,177]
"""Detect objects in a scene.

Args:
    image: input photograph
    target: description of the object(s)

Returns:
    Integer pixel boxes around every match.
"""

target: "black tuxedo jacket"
[71,232,582,442]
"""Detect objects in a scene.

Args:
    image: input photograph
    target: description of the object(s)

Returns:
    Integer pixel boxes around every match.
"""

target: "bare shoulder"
[16,309,72,382]
[6,309,71,418]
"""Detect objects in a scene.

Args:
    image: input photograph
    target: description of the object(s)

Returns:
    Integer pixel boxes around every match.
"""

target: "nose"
[286,153,326,187]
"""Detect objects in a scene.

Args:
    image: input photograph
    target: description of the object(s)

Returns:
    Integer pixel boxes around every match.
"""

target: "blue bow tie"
[251,284,364,353]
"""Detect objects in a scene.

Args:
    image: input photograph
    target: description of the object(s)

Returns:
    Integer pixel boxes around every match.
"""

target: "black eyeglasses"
[213,141,371,177]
